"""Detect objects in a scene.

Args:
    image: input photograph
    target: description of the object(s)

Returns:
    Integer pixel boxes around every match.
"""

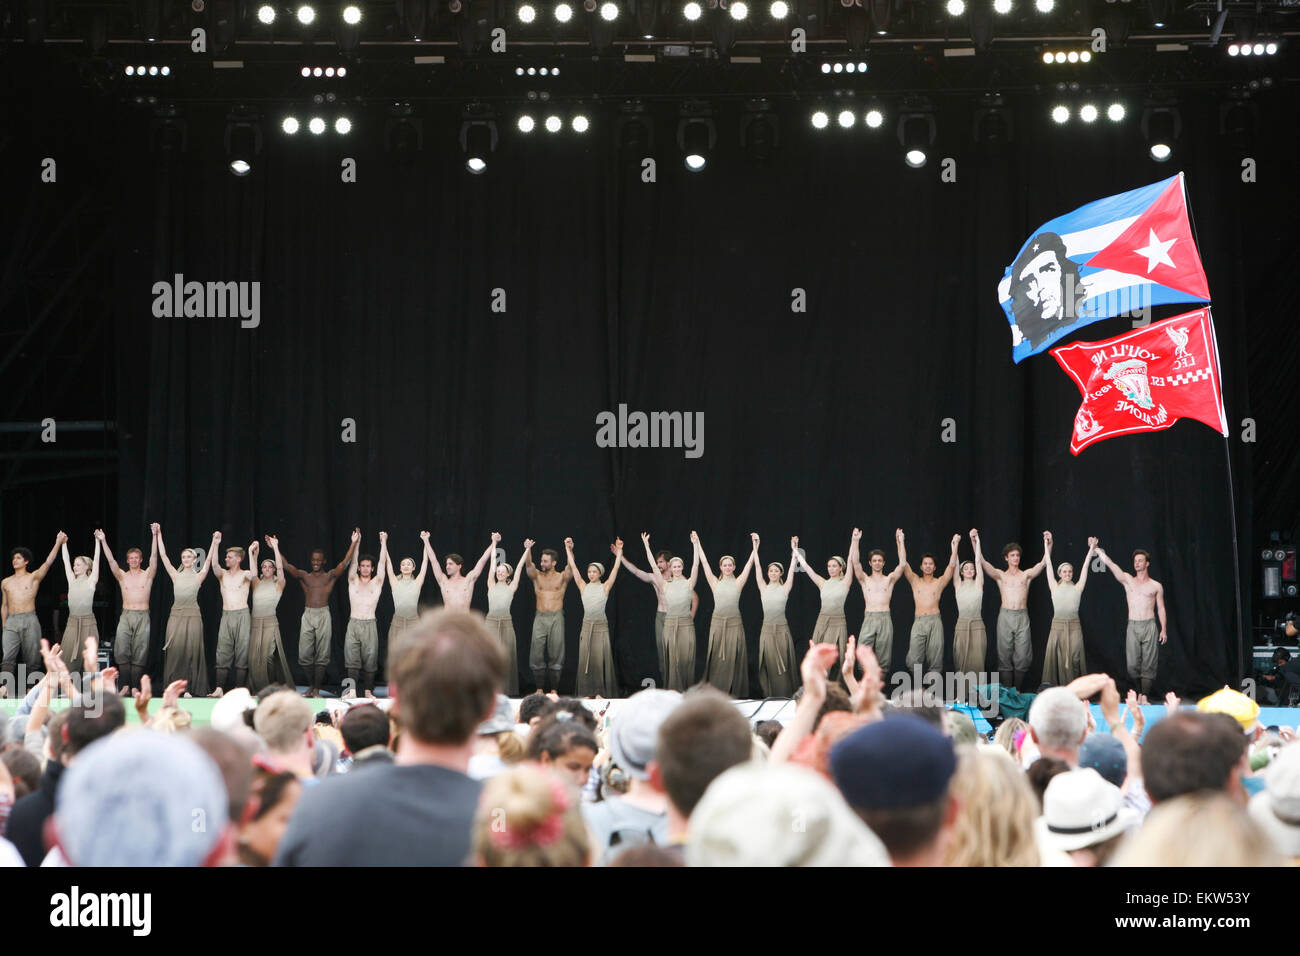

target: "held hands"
[751,532,760,547]
[852,528,862,541]
[149,523,160,535]
[896,528,904,543]
[564,537,574,550]
[613,538,624,554]
[524,538,535,550]
[689,530,699,544]
[951,533,961,549]
[55,531,68,546]
[351,528,361,543]
[1043,530,1053,547]
[213,531,222,544]
[790,535,798,550]
[94,528,106,541]
[1087,536,1099,550]
[640,532,650,544]
[491,531,502,544]
[420,530,431,541]
[265,534,279,549]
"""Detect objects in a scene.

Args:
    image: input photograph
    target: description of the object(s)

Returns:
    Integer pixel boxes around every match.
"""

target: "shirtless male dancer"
[423,533,497,611]
[343,530,387,698]
[283,531,359,697]
[848,528,906,677]
[98,525,160,695]
[1,532,64,690]
[900,532,960,681]
[1096,544,1167,700]
[527,540,573,693]
[212,534,258,694]
[978,530,1048,691]
[620,545,698,684]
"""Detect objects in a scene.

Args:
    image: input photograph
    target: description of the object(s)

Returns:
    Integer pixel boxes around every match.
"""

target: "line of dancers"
[1,525,1168,700]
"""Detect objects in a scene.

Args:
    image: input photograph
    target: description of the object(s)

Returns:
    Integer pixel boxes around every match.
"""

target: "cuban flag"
[998,172,1211,363]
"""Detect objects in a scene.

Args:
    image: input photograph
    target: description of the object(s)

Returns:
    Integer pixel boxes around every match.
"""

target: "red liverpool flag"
[1051,308,1229,455]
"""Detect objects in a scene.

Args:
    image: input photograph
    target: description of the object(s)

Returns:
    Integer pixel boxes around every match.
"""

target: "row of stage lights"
[256,5,362,26]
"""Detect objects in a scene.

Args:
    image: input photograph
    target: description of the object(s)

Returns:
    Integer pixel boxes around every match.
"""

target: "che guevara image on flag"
[1050,307,1229,456]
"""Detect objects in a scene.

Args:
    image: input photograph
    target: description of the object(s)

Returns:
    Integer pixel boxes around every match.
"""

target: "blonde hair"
[179,548,197,565]
[496,562,514,580]
[253,691,314,753]
[472,764,591,867]
[496,730,527,764]
[149,706,193,734]
[828,556,846,576]
[1113,792,1280,867]
[74,555,93,576]
[944,749,1041,866]
[1057,562,1074,578]
[993,717,1028,757]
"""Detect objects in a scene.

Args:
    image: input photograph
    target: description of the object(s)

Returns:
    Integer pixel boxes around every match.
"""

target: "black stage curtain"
[7,74,1297,698]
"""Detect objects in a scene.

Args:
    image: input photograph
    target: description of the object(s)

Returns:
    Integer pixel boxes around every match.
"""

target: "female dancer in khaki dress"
[697,532,755,698]
[59,535,101,671]
[952,529,988,675]
[486,543,527,696]
[795,538,852,682]
[754,533,800,698]
[642,531,699,691]
[1041,531,1096,686]
[567,537,623,698]
[158,528,217,697]
[249,535,294,692]
[384,533,430,644]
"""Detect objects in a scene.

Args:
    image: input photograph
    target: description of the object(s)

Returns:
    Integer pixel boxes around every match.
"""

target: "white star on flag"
[1135,228,1177,274]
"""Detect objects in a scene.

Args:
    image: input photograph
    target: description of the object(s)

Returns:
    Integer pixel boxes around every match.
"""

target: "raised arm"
[796,546,827,589]
[266,535,285,589]
[332,530,360,581]
[247,540,260,582]
[604,539,623,593]
[146,525,160,581]
[466,534,498,584]
[639,533,666,589]
[1022,534,1049,581]
[1076,537,1097,592]
[565,538,585,594]
[936,534,960,588]
[695,534,718,589]
[524,539,539,581]
[280,546,306,581]
[33,532,64,582]
[897,528,917,583]
[973,528,1001,581]
[414,533,430,587]
[89,535,102,585]
[509,548,528,593]
[156,527,178,579]
[348,534,360,582]
[686,531,702,588]
[1042,531,1057,591]
[210,531,225,579]
[375,533,389,587]
[849,529,866,584]
[736,539,757,589]
[424,533,448,586]
[60,539,75,581]
[969,529,986,587]
[1095,546,1129,583]
[784,537,799,595]
[96,530,124,583]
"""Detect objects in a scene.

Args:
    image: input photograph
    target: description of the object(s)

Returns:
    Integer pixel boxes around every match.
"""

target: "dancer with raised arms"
[385,533,430,644]
[58,533,101,672]
[2,532,64,686]
[848,528,906,677]
[486,541,528,696]
[952,530,988,676]
[1096,542,1167,700]
[282,532,358,698]
[250,535,293,692]
[98,525,159,695]
[1041,532,1096,686]
[643,532,699,691]
[620,544,697,685]
[342,530,387,699]
[567,536,622,698]
[424,533,496,613]
[157,526,216,698]
[754,534,800,698]
[697,532,755,698]
[211,534,258,695]
[899,531,960,681]
[525,537,571,693]
[794,536,852,683]
[978,531,1048,691]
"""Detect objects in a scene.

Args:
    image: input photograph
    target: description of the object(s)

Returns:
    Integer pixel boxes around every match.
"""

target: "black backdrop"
[6,68,1299,698]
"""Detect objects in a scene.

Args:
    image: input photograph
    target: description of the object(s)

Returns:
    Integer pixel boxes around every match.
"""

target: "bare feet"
[208,687,224,699]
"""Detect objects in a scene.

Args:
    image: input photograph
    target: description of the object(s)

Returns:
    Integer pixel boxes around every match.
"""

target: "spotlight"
[545,114,562,132]
[1252,42,1263,55]
[314,67,324,76]
[811,110,829,129]
[334,117,352,134]
[838,109,855,128]
[770,0,788,17]
[461,116,498,175]
[1051,104,1070,123]
[556,2,574,21]
[1080,50,1091,62]
[297,5,316,25]
[518,114,536,132]
[149,66,159,75]
[1042,52,1053,64]
[1067,50,1078,62]
[821,62,831,72]
[946,0,964,15]
[572,114,590,132]
[898,111,935,167]
[1107,102,1125,121]
[1227,43,1239,55]
[230,160,251,176]
[857,61,867,71]
[519,3,537,21]
[1035,0,1053,11]
[684,1,702,19]
[1079,103,1098,122]
[1142,105,1179,161]
[126,65,135,75]
[730,1,748,19]
[342,4,362,24]
[993,0,1012,11]
[680,119,713,171]
[282,116,300,134]
[864,108,884,128]
[1054,51,1066,63]
[257,4,276,24]
[600,2,619,20]
[845,62,856,73]
[309,116,326,134]
[1265,42,1277,55]
[225,114,262,177]
[338,67,347,77]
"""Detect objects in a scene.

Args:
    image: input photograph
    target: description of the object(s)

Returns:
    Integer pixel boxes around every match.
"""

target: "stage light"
[811,110,829,129]
[600,2,619,20]
[230,160,250,176]
[462,117,497,175]
[1142,106,1178,161]
[1067,50,1078,62]
[1042,52,1053,63]
[519,3,537,21]
[1079,103,1098,122]
[730,1,748,19]
[680,116,713,171]
[314,67,324,76]
[770,0,789,18]
[1035,0,1053,11]
[905,149,925,167]
[898,111,934,167]
[837,109,855,128]
[338,67,347,76]
[545,114,562,132]
[858,61,867,71]
[833,62,843,72]
[126,65,135,75]
[572,114,590,132]
[1051,104,1070,123]
[684,1,702,19]
[334,117,352,134]
[994,0,1012,11]
[148,66,159,75]
[1079,50,1091,62]
[225,114,261,177]
[845,62,857,73]
[1054,51,1066,63]
[556,2,574,21]
[1227,43,1239,55]
[342,5,362,24]
[1266,42,1278,55]
[820,62,831,73]
[257,4,276,24]
[297,5,316,25]
[1107,102,1125,121]
[1252,42,1264,55]
[309,116,326,134]
[518,114,536,132]
[946,0,964,15]
[865,108,884,128]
